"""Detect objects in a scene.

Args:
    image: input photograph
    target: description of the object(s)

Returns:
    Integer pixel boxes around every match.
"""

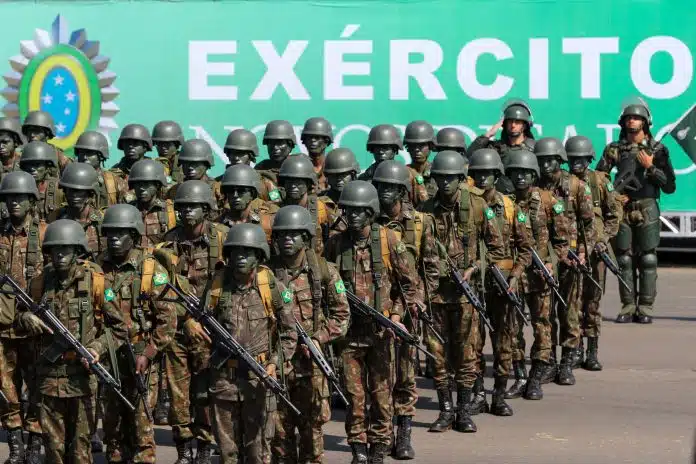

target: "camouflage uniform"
[131,198,177,248]
[254,159,284,204]
[167,176,224,213]
[406,162,436,206]
[359,164,426,208]
[216,197,277,242]
[0,152,21,181]
[97,169,128,208]
[56,205,105,261]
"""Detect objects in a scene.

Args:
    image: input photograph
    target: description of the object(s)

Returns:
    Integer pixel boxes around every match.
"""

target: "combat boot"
[455,389,477,433]
[154,388,171,425]
[368,442,389,464]
[556,347,576,385]
[24,432,43,464]
[428,389,454,432]
[524,361,544,400]
[490,377,513,416]
[174,439,194,464]
[466,374,489,415]
[583,337,603,371]
[541,348,558,384]
[504,361,528,399]
[394,415,415,459]
[350,443,368,464]
[194,440,213,464]
[572,338,584,369]
[4,429,24,464]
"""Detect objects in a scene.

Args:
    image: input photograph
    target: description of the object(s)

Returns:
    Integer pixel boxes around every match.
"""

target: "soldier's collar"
[105,248,141,270]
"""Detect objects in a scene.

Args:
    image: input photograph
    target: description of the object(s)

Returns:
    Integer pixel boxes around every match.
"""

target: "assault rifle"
[440,253,494,333]
[567,250,602,290]
[529,248,567,308]
[124,339,153,422]
[488,264,530,326]
[0,275,135,411]
[594,246,630,292]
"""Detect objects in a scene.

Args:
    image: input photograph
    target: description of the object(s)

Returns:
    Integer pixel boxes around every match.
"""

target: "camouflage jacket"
[279,195,330,256]
[166,175,225,212]
[312,158,329,193]
[96,169,128,208]
[0,152,21,181]
[254,159,283,204]
[468,136,536,194]
[215,197,278,242]
[156,153,184,185]
[407,162,436,207]
[578,170,622,244]
[318,189,346,240]
[129,198,177,248]
[36,176,63,222]
[57,203,105,261]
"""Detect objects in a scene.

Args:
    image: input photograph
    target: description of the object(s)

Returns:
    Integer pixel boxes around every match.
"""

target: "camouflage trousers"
[342,338,394,446]
[40,393,97,464]
[476,280,518,378]
[582,253,607,338]
[273,370,330,463]
[426,303,479,392]
[0,336,41,433]
[558,264,583,349]
[393,317,418,417]
[512,289,553,363]
[166,332,215,443]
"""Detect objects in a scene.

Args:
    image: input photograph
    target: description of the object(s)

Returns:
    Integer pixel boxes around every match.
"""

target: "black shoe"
[615,313,633,323]
[556,347,576,386]
[572,339,584,369]
[368,442,389,464]
[91,431,104,453]
[24,432,42,464]
[194,440,213,464]
[524,361,544,400]
[455,389,477,433]
[635,314,653,324]
[583,337,603,371]
[174,440,194,464]
[394,416,415,460]
[429,389,454,432]
[351,443,368,464]
[490,377,513,417]
[4,429,24,464]
[540,349,558,385]
[465,374,489,415]
[504,361,528,399]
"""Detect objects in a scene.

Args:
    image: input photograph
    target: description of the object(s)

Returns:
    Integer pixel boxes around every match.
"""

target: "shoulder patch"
[415,174,424,185]
[606,182,614,192]
[553,202,565,214]
[395,241,407,254]
[584,184,592,195]
[268,189,281,202]
[334,280,346,294]
[104,288,115,302]
[153,272,168,286]
[485,207,495,220]
[517,211,527,223]
[281,288,293,304]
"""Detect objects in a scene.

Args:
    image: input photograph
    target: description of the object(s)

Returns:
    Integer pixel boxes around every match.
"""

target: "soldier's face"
[5,194,32,219]
[569,157,590,176]
[225,149,252,166]
[539,156,560,177]
[181,161,208,181]
[345,206,372,231]
[369,145,397,163]
[22,161,48,182]
[177,203,206,226]
[303,136,328,157]
[75,149,102,170]
[505,119,525,137]
[509,169,535,190]
[122,139,147,161]
[155,141,179,159]
[433,174,460,198]
[267,140,292,162]
[23,126,48,142]
[106,229,135,257]
[51,245,78,272]
[132,181,159,204]
[376,182,403,208]
[472,170,497,190]
[407,142,431,164]
[327,172,353,193]
[282,178,309,202]
[274,230,307,257]
[228,246,259,276]
[625,115,644,133]
[0,133,17,158]
[65,188,91,210]
[225,187,255,211]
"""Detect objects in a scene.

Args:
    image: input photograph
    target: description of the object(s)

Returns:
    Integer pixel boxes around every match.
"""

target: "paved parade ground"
[2,261,695,463]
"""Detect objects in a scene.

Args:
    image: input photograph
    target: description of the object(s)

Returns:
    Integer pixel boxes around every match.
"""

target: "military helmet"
[430,150,468,176]
[0,118,24,145]
[366,124,403,149]
[468,149,504,175]
[435,127,467,151]
[178,139,215,167]
[403,120,435,145]
[19,141,58,168]
[272,205,315,237]
[173,180,216,209]
[152,120,184,144]
[534,137,567,161]
[74,131,109,159]
[372,160,411,192]
[0,171,39,199]
[565,136,595,159]
[128,159,168,187]
[339,180,380,215]
[117,124,153,150]
[502,98,533,125]
[619,104,652,127]
[301,117,333,142]
[505,149,539,176]
[278,155,317,184]
[223,223,270,260]
[59,162,99,192]
[262,120,297,147]
[220,164,261,194]
[22,111,56,138]
[324,148,360,175]
[224,129,259,157]
[101,204,146,236]
[42,219,89,254]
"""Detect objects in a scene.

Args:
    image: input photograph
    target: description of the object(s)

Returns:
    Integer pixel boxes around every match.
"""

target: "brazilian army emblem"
[2,15,120,152]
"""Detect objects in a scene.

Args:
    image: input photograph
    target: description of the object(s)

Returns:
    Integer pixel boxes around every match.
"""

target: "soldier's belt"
[226,351,267,368]
[492,259,514,270]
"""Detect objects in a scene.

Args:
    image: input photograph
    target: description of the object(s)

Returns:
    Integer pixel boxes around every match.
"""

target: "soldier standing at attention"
[21,110,72,174]
[403,120,436,206]
[0,118,24,179]
[152,120,185,186]
[255,120,298,204]
[18,141,63,222]
[74,130,127,207]
[301,117,334,192]
[358,124,402,182]
[111,124,154,180]
[127,159,177,248]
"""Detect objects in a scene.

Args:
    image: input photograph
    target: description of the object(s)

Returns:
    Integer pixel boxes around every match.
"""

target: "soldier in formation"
[0,118,24,179]
[74,130,127,207]
[255,120,297,203]
[301,117,333,192]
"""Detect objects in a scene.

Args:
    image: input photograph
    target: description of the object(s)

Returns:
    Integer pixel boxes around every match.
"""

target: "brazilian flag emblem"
[335,280,346,294]
[415,175,424,185]
[104,288,115,302]
[281,289,293,304]
[606,182,615,192]
[269,189,281,202]
[485,208,495,220]
[517,212,527,223]
[553,202,565,214]
[153,272,168,286]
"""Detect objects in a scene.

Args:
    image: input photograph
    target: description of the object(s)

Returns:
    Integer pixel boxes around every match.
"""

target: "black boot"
[455,389,477,433]
[350,443,368,464]
[368,442,389,464]
[394,416,415,460]
[524,361,544,400]
[24,432,42,464]
[556,347,576,385]
[541,348,558,384]
[174,439,194,464]
[428,389,454,432]
[572,338,585,369]
[583,337,603,371]
[490,377,513,416]
[4,429,24,464]
[466,374,489,415]
[91,430,104,453]
[504,361,528,399]
[194,440,213,464]
[154,389,171,425]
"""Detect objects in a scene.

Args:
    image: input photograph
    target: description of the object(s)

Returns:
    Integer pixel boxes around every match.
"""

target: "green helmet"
[505,149,539,176]
[435,127,467,151]
[117,124,153,151]
[339,180,380,215]
[223,223,270,260]
[174,180,216,209]
[19,141,58,168]
[220,164,261,194]
[128,159,168,187]
[278,155,317,185]
[301,117,333,142]
[59,162,99,192]
[272,205,315,237]
[372,160,411,192]
[0,171,39,199]
[324,148,360,175]
[468,149,504,175]
[42,219,89,254]
[22,111,56,138]
[430,150,467,176]
[0,118,24,145]
[619,104,652,127]
[263,120,297,147]
[565,136,595,159]
[74,131,109,159]
[152,120,184,144]
[179,139,215,167]
[534,137,567,161]
[502,98,533,125]
[101,204,146,236]
[366,124,403,149]
[403,120,435,145]
[224,129,259,158]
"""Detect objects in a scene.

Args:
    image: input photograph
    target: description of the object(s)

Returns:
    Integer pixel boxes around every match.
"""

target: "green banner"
[2,0,695,211]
